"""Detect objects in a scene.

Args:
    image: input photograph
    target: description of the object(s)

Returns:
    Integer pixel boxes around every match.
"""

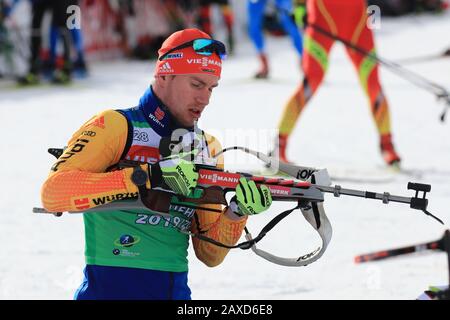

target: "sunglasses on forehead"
[159,38,227,61]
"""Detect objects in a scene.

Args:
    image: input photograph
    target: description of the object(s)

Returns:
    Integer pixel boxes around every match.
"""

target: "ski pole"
[395,47,450,65]
[355,230,450,300]
[354,235,445,263]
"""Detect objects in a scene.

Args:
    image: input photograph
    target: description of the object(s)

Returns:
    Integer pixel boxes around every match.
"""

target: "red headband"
[155,29,222,77]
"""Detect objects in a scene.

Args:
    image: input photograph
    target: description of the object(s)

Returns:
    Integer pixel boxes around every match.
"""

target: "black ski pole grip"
[407,182,431,193]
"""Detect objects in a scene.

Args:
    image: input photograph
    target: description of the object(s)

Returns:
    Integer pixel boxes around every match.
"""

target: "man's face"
[163,74,219,127]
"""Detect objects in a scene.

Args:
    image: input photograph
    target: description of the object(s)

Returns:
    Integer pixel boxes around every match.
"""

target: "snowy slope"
[1,12,449,300]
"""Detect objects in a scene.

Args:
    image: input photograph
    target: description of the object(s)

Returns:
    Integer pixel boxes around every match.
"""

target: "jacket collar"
[139,86,194,136]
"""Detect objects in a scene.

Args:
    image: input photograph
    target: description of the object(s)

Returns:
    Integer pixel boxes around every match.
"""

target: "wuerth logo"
[155,107,165,121]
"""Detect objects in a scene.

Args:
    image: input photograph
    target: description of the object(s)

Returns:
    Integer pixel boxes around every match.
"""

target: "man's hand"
[229,178,272,216]
[152,156,198,196]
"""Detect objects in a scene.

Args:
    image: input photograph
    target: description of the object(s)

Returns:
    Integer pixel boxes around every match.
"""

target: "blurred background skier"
[197,0,235,54]
[247,0,303,79]
[274,0,401,167]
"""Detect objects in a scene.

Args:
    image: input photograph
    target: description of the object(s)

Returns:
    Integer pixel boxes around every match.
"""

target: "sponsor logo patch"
[154,107,165,121]
[149,109,165,128]
[165,53,183,59]
[201,68,216,74]
[126,146,160,164]
[267,185,290,196]
[92,192,139,206]
[159,62,174,73]
[187,58,221,67]
[114,234,141,248]
[74,197,90,210]
[198,170,240,188]
[91,116,105,129]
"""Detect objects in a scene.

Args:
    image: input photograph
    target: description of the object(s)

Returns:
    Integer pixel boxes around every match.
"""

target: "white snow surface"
[1,12,449,300]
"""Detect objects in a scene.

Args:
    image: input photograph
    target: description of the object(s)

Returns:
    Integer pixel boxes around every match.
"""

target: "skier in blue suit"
[247,0,303,78]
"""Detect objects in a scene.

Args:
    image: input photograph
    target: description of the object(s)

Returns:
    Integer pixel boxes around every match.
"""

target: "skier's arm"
[41,110,147,213]
[191,136,247,267]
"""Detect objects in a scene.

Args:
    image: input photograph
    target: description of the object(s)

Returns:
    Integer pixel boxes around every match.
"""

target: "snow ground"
[0,11,449,300]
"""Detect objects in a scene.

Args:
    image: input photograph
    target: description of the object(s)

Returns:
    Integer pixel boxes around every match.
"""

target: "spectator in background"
[17,0,53,85]
[197,0,235,54]
[247,0,303,79]
[47,0,86,83]
[16,0,83,85]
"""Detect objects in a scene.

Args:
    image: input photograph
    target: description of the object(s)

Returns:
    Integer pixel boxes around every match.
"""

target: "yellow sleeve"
[191,134,247,267]
[41,109,147,213]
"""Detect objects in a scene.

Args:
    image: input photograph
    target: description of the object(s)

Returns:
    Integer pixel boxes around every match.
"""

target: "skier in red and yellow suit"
[277,0,401,166]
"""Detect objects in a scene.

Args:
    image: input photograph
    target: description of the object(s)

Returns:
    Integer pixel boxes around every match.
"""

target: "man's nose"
[196,89,211,105]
